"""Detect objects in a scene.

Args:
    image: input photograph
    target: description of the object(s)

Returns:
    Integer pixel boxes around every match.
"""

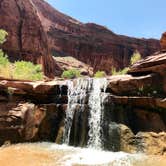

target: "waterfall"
[63,78,92,144]
[87,78,108,149]
[63,78,108,149]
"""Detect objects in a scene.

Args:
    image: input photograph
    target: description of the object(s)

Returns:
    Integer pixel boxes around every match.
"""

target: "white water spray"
[87,78,108,149]
[63,78,108,149]
[63,78,92,144]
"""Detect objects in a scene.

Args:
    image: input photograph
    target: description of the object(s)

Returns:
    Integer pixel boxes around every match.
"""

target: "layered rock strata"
[0,0,161,76]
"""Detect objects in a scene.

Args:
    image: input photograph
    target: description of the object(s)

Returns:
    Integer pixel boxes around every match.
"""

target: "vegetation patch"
[0,29,8,44]
[13,61,43,81]
[111,67,129,75]
[94,71,106,78]
[111,50,141,75]
[130,51,141,65]
[61,69,81,79]
[0,29,44,81]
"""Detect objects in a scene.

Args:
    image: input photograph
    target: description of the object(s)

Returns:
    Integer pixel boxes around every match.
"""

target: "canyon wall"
[0,0,161,77]
[0,0,60,77]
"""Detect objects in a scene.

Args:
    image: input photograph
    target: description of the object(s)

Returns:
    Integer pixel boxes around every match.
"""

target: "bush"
[61,69,81,79]
[94,71,106,78]
[0,29,44,81]
[111,50,141,76]
[130,51,141,65]
[13,61,44,81]
[0,50,10,66]
[111,67,129,75]
[0,56,44,80]
[0,29,8,44]
[0,50,12,78]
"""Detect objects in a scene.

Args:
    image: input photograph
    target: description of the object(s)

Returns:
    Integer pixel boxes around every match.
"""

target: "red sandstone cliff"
[0,0,60,77]
[0,0,161,76]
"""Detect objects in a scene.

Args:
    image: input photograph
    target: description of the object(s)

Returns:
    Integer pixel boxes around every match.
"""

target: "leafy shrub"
[0,29,8,44]
[111,67,129,75]
[0,50,10,66]
[130,51,141,65]
[0,50,12,78]
[94,71,106,78]
[111,51,141,76]
[13,61,44,81]
[0,29,44,81]
[61,69,81,79]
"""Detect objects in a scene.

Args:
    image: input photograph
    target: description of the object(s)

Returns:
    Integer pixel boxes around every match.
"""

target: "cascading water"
[63,78,92,144]
[63,77,108,149]
[87,78,108,149]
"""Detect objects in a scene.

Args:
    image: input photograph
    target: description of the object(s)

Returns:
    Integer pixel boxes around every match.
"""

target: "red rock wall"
[33,0,161,74]
[0,0,161,77]
[0,0,60,77]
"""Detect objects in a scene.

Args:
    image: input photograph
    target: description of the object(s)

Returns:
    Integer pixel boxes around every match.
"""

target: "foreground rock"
[0,79,67,144]
[0,103,45,144]
[0,0,160,76]
[105,123,166,155]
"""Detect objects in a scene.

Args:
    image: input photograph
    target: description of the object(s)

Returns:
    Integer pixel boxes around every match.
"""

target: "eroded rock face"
[34,0,160,73]
[135,132,166,155]
[0,103,46,144]
[54,56,94,76]
[0,0,60,77]
[0,78,67,144]
[129,52,166,94]
[0,0,160,77]
[105,123,166,155]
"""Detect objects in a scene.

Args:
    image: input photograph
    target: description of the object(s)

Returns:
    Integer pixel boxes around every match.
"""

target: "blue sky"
[47,0,166,39]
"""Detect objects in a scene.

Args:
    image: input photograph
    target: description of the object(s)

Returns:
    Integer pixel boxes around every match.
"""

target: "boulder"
[0,103,46,144]
[135,132,166,155]
[104,123,166,155]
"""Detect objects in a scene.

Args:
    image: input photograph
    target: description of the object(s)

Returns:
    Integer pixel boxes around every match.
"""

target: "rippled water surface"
[0,143,165,166]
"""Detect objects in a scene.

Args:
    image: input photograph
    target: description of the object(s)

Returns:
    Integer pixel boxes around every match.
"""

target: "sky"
[47,0,166,39]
